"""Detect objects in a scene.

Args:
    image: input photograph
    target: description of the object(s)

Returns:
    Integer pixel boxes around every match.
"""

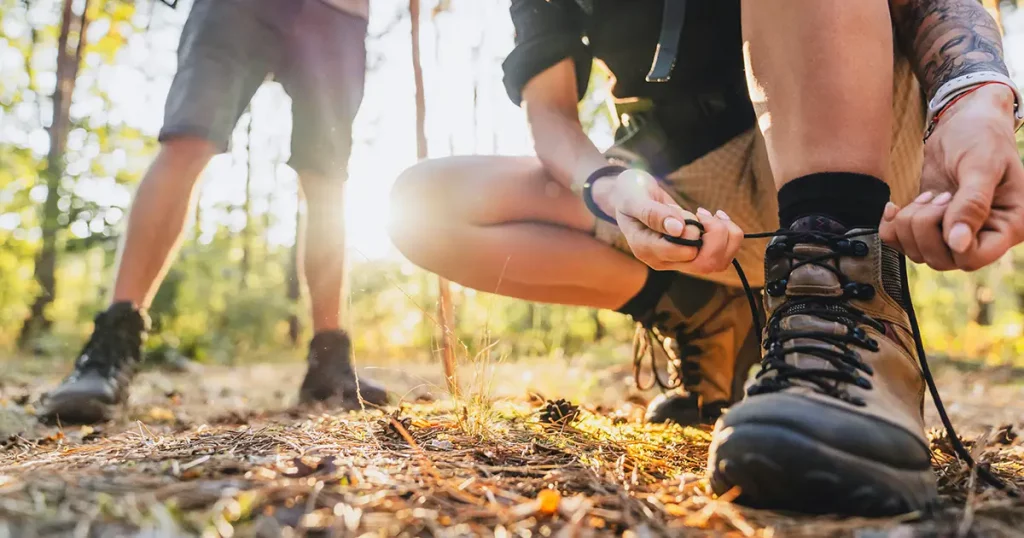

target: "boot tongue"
[789,215,849,235]
[762,216,855,386]
[768,216,849,300]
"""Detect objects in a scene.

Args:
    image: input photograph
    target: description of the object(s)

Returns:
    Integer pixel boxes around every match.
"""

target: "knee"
[148,137,218,190]
[387,161,428,247]
[299,173,345,211]
[388,160,447,257]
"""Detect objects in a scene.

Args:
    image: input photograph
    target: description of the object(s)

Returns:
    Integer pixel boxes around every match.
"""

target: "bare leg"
[111,138,215,307]
[298,172,346,333]
[742,0,894,186]
[388,156,648,310]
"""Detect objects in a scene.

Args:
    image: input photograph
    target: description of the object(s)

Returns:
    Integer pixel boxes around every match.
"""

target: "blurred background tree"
[1,0,1024,372]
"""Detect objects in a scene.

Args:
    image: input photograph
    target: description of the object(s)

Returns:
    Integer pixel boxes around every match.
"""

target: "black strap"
[581,165,704,248]
[646,0,687,83]
[582,166,626,225]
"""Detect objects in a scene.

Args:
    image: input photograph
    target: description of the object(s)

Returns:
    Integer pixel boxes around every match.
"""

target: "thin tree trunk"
[240,109,254,288]
[411,0,458,396]
[20,0,92,349]
[288,202,303,346]
[593,310,605,341]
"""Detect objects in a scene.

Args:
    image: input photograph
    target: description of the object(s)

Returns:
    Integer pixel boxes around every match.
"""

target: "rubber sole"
[38,396,116,425]
[709,423,937,516]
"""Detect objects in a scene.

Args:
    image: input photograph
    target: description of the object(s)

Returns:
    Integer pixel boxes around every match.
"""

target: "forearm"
[526,104,609,192]
[891,0,1008,101]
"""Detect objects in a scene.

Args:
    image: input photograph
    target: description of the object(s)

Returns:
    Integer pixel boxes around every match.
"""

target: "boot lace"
[632,312,702,391]
[71,310,142,380]
[743,229,882,405]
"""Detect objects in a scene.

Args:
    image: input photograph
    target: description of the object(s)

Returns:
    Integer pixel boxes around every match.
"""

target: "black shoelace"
[73,311,141,379]
[632,312,702,391]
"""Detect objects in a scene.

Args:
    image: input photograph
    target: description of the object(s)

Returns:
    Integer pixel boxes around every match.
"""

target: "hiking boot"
[707,217,937,516]
[298,330,389,409]
[39,302,149,424]
[635,274,761,426]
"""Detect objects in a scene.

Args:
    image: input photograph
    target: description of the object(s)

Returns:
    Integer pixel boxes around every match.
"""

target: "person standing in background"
[40,0,387,424]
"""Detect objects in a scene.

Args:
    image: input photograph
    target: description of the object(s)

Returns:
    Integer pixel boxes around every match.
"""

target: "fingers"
[618,206,742,273]
[911,192,956,270]
[616,209,700,268]
[682,208,742,273]
[881,192,957,271]
[943,163,1000,255]
[616,188,701,242]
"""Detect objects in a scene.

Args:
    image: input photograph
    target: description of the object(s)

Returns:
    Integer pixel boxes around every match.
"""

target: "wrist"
[926,73,1024,140]
[580,165,627,225]
[591,174,619,216]
[971,83,1016,114]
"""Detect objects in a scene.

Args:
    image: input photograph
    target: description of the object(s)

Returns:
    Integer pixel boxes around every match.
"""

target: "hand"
[880,84,1024,271]
[604,169,743,273]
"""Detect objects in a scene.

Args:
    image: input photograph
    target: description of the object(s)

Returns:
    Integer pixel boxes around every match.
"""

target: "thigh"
[161,0,281,151]
[396,155,597,234]
[281,3,368,178]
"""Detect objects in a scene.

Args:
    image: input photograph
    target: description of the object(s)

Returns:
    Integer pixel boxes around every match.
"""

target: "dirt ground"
[0,354,1022,537]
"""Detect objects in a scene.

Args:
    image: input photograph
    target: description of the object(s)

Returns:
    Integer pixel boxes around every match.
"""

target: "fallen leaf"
[537,489,560,515]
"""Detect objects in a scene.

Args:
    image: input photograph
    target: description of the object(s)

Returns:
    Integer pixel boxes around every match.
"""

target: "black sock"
[617,268,674,319]
[777,172,891,229]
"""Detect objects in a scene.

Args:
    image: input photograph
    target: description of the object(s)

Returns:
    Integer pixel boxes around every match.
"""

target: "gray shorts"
[160,0,367,178]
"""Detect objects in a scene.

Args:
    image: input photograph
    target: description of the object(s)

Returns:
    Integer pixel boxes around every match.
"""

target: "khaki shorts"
[595,50,924,288]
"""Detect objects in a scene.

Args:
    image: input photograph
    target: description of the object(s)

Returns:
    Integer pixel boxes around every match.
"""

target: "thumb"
[944,168,999,254]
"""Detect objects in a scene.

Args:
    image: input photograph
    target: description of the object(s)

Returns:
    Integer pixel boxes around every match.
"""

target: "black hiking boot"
[298,330,389,409]
[39,302,148,424]
[634,274,761,426]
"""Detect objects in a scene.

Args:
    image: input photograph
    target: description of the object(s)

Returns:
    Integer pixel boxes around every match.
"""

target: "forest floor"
[0,351,1022,537]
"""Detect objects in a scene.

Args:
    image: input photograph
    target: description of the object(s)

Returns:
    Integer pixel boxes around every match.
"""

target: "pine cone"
[539,399,580,425]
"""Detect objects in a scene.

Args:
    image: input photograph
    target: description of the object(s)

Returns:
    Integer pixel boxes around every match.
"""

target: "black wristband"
[581,165,627,225]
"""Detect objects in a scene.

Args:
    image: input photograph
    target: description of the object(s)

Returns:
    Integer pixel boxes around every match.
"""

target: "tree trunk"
[411,0,458,396]
[240,109,254,288]
[593,310,605,341]
[19,0,93,349]
[288,203,303,346]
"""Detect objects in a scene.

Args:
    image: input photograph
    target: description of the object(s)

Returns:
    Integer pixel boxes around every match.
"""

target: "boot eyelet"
[852,241,869,256]
[846,395,866,406]
[767,279,788,296]
[767,241,789,259]
[854,377,873,390]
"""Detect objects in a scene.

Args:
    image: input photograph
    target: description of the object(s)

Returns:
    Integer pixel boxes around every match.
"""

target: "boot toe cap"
[719,392,930,470]
[40,376,119,424]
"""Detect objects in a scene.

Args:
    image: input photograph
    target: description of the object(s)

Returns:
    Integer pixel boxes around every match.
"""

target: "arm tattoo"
[891,0,1008,100]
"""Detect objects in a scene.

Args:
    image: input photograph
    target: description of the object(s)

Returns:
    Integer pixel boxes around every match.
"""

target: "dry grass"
[0,359,1022,537]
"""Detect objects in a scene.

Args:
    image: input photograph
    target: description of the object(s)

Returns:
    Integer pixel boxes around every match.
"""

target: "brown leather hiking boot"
[707,217,937,516]
[635,274,761,426]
